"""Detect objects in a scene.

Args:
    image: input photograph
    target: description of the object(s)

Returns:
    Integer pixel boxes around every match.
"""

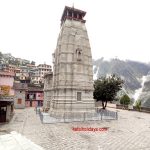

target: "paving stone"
[0,107,150,150]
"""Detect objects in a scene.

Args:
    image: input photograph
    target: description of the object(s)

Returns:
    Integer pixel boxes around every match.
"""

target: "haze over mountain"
[138,74,150,107]
[93,57,150,105]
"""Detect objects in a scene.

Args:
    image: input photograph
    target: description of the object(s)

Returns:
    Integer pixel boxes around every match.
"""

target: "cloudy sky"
[0,0,150,65]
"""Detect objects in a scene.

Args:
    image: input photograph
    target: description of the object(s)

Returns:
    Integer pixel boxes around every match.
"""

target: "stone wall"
[6,105,11,121]
[43,73,53,109]
[14,90,26,109]
[116,104,150,113]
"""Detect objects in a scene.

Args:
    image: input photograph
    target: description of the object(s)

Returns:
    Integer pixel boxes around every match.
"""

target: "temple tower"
[45,6,95,113]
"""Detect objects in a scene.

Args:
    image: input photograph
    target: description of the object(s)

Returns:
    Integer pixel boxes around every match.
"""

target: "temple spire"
[44,6,94,114]
[61,6,86,26]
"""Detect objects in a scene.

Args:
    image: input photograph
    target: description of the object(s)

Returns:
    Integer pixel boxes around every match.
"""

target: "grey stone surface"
[44,7,95,113]
[0,107,150,150]
[0,131,44,150]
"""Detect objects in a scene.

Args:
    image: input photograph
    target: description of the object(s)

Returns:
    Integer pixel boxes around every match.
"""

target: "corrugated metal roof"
[0,96,14,102]
[0,71,15,76]
[13,83,28,90]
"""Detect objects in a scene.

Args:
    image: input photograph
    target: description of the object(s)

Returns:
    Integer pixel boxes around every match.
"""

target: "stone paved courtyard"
[0,107,150,150]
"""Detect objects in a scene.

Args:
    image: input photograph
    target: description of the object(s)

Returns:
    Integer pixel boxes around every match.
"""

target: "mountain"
[0,51,33,66]
[138,75,150,108]
[93,58,150,94]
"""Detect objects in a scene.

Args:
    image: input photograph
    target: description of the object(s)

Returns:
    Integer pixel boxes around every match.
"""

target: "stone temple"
[44,6,95,115]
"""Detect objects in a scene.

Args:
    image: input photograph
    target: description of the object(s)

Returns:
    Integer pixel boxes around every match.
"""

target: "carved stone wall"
[44,7,95,113]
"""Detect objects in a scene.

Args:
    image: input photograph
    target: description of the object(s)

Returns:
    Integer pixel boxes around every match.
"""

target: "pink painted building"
[0,71,14,123]
[25,86,43,107]
[0,71,15,95]
[36,92,44,101]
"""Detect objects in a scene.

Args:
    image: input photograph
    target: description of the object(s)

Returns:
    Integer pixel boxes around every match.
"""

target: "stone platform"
[40,109,118,124]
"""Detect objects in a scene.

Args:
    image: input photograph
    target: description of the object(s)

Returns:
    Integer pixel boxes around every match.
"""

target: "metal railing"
[39,109,118,124]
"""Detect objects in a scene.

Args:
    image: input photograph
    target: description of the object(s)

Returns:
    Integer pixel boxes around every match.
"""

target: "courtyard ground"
[0,106,150,150]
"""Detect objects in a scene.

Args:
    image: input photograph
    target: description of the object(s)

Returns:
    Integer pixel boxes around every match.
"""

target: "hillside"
[138,75,150,107]
[93,58,150,93]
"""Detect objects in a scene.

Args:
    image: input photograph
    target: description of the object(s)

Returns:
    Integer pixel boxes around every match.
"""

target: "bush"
[120,94,130,105]
[135,100,141,111]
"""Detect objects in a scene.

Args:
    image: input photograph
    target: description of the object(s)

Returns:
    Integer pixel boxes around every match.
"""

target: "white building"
[31,64,52,84]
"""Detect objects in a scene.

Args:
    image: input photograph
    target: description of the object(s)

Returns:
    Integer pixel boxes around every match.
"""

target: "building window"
[29,94,34,100]
[76,48,82,61]
[77,92,82,101]
[17,99,22,104]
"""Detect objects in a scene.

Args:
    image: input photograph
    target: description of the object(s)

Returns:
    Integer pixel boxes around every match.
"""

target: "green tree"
[120,94,130,105]
[94,74,124,109]
[0,51,3,58]
[14,59,20,66]
[8,59,15,65]
[31,61,35,65]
